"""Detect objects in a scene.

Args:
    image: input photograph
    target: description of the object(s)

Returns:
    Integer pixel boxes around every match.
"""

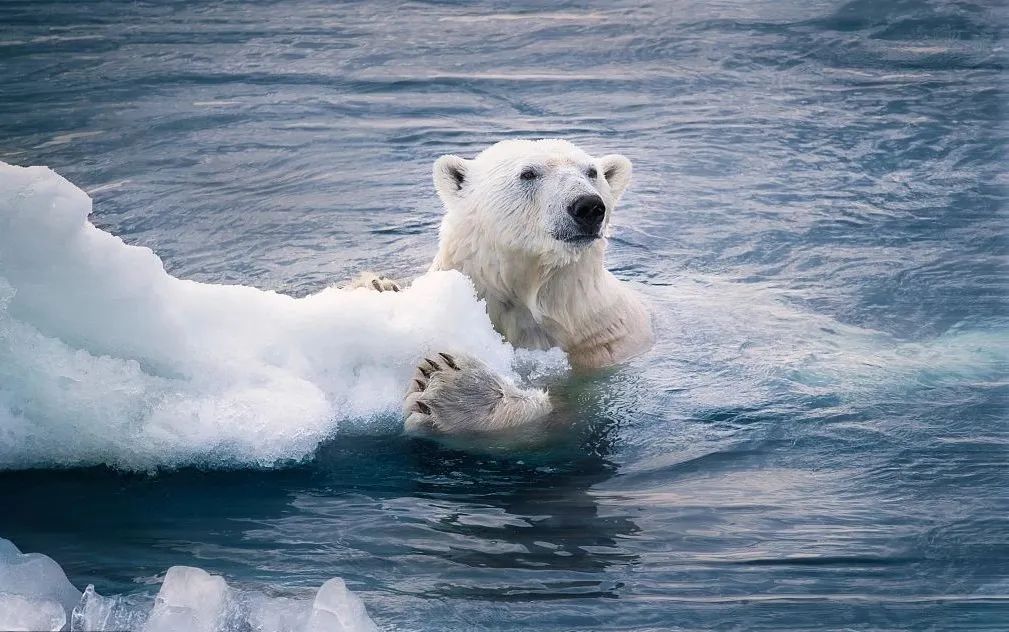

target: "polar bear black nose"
[568,194,606,232]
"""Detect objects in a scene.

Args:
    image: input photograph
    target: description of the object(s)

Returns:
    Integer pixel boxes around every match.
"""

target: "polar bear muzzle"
[566,194,606,239]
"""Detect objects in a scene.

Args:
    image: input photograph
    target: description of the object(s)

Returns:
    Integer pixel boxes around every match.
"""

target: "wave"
[0,162,534,470]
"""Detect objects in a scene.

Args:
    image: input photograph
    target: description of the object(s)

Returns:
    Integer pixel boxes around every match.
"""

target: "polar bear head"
[432,139,632,265]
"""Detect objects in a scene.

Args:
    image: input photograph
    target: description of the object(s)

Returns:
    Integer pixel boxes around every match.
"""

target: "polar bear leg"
[403,352,553,437]
[343,271,402,293]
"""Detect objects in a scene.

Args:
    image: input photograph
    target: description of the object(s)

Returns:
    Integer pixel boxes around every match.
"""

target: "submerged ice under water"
[1,0,1007,630]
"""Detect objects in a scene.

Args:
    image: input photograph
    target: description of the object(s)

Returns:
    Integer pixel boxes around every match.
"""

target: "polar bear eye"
[586,167,598,179]
[520,168,538,181]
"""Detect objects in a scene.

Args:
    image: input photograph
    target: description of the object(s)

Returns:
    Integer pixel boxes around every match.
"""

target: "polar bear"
[355,139,652,439]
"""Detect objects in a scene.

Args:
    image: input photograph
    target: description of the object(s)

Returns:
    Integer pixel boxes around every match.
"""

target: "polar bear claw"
[403,352,553,438]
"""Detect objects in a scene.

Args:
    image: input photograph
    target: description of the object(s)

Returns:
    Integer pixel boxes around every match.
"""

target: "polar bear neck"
[430,221,651,369]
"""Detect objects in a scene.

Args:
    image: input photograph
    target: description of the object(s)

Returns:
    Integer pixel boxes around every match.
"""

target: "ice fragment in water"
[306,578,379,632]
[0,593,66,631]
[143,566,228,632]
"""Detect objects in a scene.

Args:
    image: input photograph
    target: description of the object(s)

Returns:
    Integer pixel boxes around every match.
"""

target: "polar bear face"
[432,139,632,261]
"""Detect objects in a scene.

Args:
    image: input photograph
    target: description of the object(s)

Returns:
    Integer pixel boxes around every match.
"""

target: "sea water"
[0,0,1006,630]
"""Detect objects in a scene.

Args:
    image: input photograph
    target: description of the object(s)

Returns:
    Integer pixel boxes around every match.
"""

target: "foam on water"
[0,162,528,470]
[0,538,378,632]
[647,276,1009,412]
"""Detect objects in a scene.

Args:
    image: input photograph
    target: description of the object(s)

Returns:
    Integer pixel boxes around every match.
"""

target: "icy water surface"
[1,0,1008,630]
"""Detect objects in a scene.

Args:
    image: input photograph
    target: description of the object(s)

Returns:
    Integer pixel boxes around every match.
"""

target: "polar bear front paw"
[403,352,553,438]
[404,352,503,435]
[345,271,401,292]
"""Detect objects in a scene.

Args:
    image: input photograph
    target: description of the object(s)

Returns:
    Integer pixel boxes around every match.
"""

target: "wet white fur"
[403,139,653,438]
[430,139,652,369]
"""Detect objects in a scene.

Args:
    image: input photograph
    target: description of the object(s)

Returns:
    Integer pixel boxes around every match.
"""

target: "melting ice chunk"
[71,584,148,632]
[143,567,229,632]
[0,593,66,631]
[0,538,81,619]
[71,585,114,631]
[306,578,379,632]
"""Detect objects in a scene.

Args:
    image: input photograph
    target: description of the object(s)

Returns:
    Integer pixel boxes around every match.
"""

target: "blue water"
[2,0,1008,630]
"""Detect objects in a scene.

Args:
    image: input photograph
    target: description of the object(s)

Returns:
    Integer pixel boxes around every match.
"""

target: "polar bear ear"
[599,154,632,200]
[433,154,470,202]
